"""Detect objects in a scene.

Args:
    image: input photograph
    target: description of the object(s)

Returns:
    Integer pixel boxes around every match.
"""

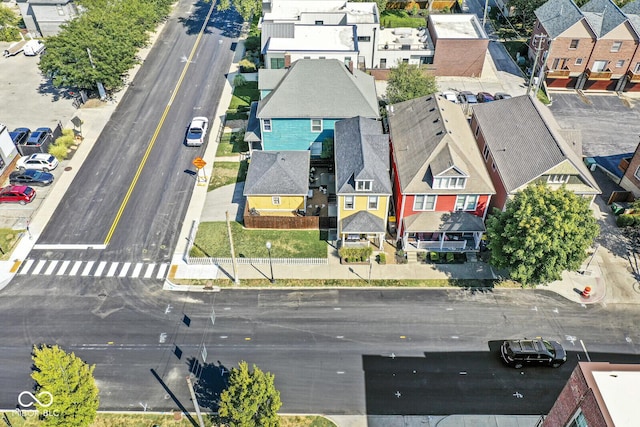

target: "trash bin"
[585,157,597,171]
[611,203,625,215]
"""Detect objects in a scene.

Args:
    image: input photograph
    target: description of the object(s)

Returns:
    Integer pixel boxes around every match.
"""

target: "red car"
[0,185,36,205]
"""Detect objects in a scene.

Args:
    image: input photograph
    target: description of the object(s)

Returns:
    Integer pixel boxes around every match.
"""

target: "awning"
[403,211,485,233]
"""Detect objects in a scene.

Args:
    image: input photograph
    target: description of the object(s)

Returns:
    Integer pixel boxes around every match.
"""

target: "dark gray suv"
[500,338,566,369]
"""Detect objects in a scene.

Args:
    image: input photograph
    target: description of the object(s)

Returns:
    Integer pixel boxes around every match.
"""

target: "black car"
[500,338,566,369]
[457,91,478,104]
[9,169,54,187]
[9,128,30,146]
[25,127,52,146]
[494,92,513,100]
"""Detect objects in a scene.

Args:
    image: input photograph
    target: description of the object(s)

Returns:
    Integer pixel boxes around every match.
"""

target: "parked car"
[477,92,495,103]
[500,338,566,369]
[0,185,36,205]
[440,91,459,104]
[9,169,54,187]
[494,92,512,100]
[457,91,478,104]
[9,128,30,146]
[16,153,59,172]
[185,117,209,146]
[25,127,52,146]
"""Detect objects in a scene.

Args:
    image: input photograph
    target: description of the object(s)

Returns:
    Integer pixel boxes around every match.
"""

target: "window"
[547,174,569,183]
[311,119,322,132]
[611,41,622,52]
[455,195,479,211]
[552,58,560,69]
[356,180,372,191]
[634,166,640,180]
[433,177,466,189]
[635,62,640,73]
[492,161,497,171]
[270,58,285,69]
[575,57,583,66]
[272,196,281,205]
[262,119,272,132]
[569,39,579,49]
[380,58,387,68]
[315,20,324,25]
[344,195,354,210]
[567,410,588,427]
[402,58,409,63]
[475,125,480,137]
[357,36,371,42]
[616,59,625,68]
[344,57,352,66]
[413,195,436,211]
[368,196,378,210]
[592,60,608,72]
[483,145,490,161]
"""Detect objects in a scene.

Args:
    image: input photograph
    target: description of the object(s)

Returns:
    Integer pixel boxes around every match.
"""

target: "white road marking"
[43,260,58,275]
[118,262,131,277]
[156,263,168,279]
[131,263,143,278]
[32,244,107,250]
[106,262,119,277]
[31,260,47,275]
[144,264,155,278]
[81,261,95,276]
[580,340,591,362]
[93,261,107,276]
[69,261,82,276]
[18,259,34,275]
[57,260,71,275]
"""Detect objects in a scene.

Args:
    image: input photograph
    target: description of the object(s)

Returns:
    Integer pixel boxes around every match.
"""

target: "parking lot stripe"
[156,264,168,279]
[44,261,58,275]
[94,261,107,276]
[18,259,35,275]
[106,262,119,277]
[81,261,95,276]
[69,261,82,276]
[131,263,143,278]
[57,260,71,275]
[144,264,155,279]
[119,262,131,277]
[31,260,47,275]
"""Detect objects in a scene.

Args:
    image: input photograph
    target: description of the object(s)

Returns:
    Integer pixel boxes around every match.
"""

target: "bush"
[48,143,68,160]
[244,35,261,52]
[339,246,373,263]
[377,253,386,264]
[233,74,247,87]
[238,58,257,73]
[55,134,75,149]
[617,214,636,227]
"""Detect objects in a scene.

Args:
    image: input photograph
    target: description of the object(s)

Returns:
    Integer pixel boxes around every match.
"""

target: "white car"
[440,91,459,104]
[185,117,209,146]
[16,153,59,172]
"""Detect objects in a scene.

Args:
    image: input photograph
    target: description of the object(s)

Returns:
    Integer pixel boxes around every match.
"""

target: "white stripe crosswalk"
[17,260,169,280]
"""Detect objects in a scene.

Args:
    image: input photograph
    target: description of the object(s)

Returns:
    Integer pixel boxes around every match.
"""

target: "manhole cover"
[97,291,107,299]
[64,166,72,171]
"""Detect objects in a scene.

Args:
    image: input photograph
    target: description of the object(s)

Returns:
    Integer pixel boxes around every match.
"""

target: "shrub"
[55,133,76,149]
[233,73,247,87]
[244,35,261,52]
[238,58,257,73]
[377,253,386,264]
[48,143,68,160]
[617,214,635,227]
[339,246,373,262]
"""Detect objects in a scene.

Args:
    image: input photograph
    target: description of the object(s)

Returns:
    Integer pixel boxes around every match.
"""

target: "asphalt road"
[1,285,639,415]
[30,0,242,264]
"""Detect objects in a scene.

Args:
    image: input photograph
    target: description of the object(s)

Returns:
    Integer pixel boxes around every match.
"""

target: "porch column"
[439,233,445,250]
[379,232,384,250]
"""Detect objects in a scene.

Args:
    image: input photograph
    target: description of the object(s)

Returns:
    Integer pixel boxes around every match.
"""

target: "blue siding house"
[253,59,380,154]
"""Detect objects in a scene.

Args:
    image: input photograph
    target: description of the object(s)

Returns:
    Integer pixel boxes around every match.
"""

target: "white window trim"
[611,41,622,52]
[569,39,579,49]
[434,176,466,189]
[483,145,489,161]
[344,195,354,210]
[356,180,372,191]
[633,166,640,180]
[368,196,379,210]
[413,195,436,211]
[455,195,479,211]
[262,119,272,132]
[616,59,625,68]
[272,196,281,205]
[547,174,569,184]
[575,58,583,66]
[311,119,322,132]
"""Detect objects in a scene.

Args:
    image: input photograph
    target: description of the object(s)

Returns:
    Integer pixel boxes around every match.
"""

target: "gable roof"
[581,0,628,37]
[622,1,640,34]
[258,69,288,92]
[257,59,379,119]
[471,95,600,194]
[341,210,386,233]
[334,116,392,195]
[535,0,585,38]
[387,95,494,195]
[243,150,310,195]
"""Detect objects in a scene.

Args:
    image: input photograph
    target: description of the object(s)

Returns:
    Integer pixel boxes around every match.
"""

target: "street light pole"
[266,241,275,284]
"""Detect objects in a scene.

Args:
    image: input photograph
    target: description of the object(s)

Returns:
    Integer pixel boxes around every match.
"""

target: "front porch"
[404,232,477,252]
[400,211,486,253]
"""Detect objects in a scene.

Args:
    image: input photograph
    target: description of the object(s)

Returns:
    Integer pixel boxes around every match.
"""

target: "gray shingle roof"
[258,69,287,92]
[581,0,628,37]
[257,59,379,119]
[334,116,392,195]
[341,210,386,233]
[403,211,486,233]
[535,0,584,38]
[244,102,261,143]
[471,95,600,193]
[243,151,310,195]
[387,95,494,195]
[622,1,640,34]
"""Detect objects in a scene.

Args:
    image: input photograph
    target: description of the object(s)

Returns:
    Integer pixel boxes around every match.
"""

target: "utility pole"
[482,0,489,27]
[185,375,205,427]
[528,35,547,96]
[226,211,239,285]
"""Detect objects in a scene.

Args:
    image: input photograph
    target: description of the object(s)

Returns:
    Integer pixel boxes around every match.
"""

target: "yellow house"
[335,117,392,249]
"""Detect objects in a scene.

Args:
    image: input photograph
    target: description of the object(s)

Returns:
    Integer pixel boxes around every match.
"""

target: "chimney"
[284,53,291,68]
[348,60,354,74]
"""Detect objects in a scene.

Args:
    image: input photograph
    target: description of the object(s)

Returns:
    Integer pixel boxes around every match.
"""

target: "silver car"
[185,117,209,147]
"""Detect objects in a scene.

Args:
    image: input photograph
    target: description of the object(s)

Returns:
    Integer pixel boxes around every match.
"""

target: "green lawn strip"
[190,222,327,258]
[208,161,248,191]
[380,10,426,28]
[228,81,259,110]
[215,131,248,157]
[0,228,22,261]
[172,277,512,288]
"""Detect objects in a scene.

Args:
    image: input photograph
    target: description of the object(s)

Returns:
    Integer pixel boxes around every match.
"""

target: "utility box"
[585,157,597,172]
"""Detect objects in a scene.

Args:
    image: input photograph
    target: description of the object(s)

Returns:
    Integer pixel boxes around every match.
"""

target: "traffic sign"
[193,157,206,169]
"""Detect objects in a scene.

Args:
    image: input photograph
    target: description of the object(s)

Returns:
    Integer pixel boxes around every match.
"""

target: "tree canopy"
[385,62,438,104]
[216,0,261,21]
[486,183,599,286]
[31,344,99,427]
[216,361,281,427]
[0,4,21,41]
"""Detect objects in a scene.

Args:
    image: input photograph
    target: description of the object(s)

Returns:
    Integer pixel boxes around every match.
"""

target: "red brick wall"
[432,38,488,77]
[588,38,637,77]
[620,142,640,196]
[545,36,594,74]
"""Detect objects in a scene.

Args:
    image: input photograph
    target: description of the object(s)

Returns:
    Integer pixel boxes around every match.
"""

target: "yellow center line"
[104,2,218,245]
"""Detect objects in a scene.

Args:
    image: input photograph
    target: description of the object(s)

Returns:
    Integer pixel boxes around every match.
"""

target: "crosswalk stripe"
[57,260,71,275]
[44,261,58,275]
[31,260,47,275]
[144,264,155,279]
[69,261,82,276]
[94,261,107,277]
[19,259,35,275]
[131,263,143,278]
[106,262,119,277]
[81,261,95,276]
[119,262,131,277]
[156,263,168,279]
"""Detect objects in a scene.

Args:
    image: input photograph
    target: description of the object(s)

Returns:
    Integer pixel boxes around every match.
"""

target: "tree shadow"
[188,358,230,411]
[37,79,66,102]
[177,1,243,38]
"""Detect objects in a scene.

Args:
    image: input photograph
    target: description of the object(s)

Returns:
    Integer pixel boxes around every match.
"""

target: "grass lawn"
[228,81,259,110]
[208,161,248,192]
[380,10,426,28]
[190,221,327,258]
[4,412,336,426]
[215,131,249,157]
[0,228,23,261]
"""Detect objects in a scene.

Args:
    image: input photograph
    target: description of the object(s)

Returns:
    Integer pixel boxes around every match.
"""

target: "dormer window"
[433,177,466,189]
[356,180,372,191]
[547,174,569,184]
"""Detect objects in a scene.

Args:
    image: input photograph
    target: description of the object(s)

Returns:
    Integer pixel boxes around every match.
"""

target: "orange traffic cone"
[582,286,591,298]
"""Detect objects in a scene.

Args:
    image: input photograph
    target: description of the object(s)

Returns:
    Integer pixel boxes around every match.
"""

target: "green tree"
[216,0,261,21]
[385,62,438,103]
[0,4,21,42]
[352,0,388,13]
[31,344,99,427]
[507,0,545,30]
[217,361,282,427]
[486,183,599,286]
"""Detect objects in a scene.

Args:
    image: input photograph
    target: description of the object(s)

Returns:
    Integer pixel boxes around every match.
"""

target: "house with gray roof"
[470,95,600,212]
[387,94,495,254]
[531,0,640,92]
[254,59,379,155]
[17,0,78,37]
[334,116,391,249]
